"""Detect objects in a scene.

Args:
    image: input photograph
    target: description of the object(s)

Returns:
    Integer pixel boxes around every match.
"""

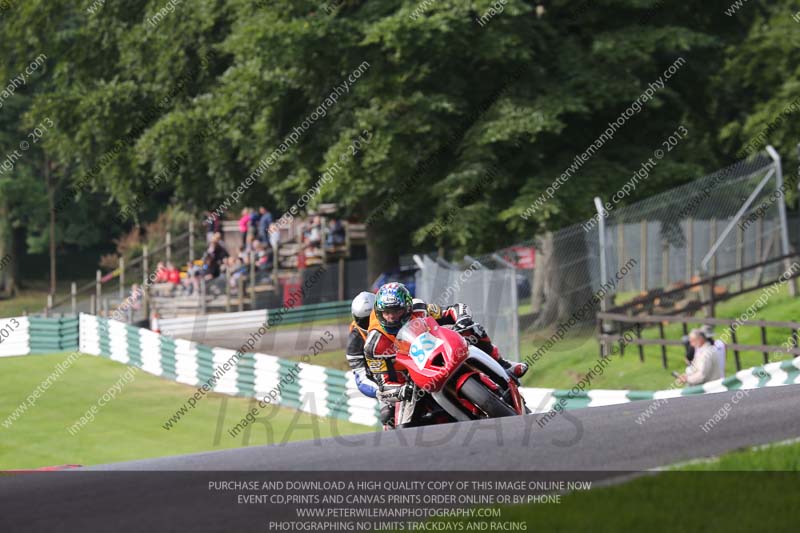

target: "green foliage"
[1,0,798,268]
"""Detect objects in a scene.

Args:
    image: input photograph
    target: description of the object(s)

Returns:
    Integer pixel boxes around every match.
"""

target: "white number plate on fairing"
[408,333,443,370]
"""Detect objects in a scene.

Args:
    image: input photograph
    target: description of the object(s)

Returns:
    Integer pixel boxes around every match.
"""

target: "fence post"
[761,326,769,364]
[96,269,102,315]
[640,220,648,291]
[103,297,109,317]
[119,257,125,300]
[225,274,231,313]
[249,251,256,309]
[188,220,195,264]
[766,145,796,296]
[237,276,244,312]
[736,224,744,291]
[142,245,150,322]
[166,231,172,264]
[636,322,644,362]
[71,282,77,315]
[46,294,53,318]
[730,324,741,371]
[90,294,96,315]
[200,276,207,314]
[708,276,716,317]
[658,322,667,368]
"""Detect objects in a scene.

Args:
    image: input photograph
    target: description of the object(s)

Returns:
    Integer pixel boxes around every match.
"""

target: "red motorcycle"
[388,316,528,427]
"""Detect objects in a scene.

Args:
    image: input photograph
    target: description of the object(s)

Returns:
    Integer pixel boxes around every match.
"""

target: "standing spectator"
[203,211,224,244]
[679,329,723,386]
[257,206,273,242]
[268,222,281,258]
[325,218,346,246]
[249,207,260,239]
[238,208,251,247]
[204,232,229,279]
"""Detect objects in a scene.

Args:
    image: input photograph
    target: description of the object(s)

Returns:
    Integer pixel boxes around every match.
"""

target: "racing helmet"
[374,282,413,334]
[411,298,428,318]
[351,291,375,330]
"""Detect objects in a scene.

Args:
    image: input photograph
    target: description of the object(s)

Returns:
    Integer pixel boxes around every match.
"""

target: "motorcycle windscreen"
[393,317,432,355]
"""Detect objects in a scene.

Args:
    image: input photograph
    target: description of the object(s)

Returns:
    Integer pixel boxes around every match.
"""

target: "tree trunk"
[0,196,16,298]
[533,228,595,331]
[45,158,56,295]
[365,222,399,287]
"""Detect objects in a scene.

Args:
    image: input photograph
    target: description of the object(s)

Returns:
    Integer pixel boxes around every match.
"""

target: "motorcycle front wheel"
[459,375,517,418]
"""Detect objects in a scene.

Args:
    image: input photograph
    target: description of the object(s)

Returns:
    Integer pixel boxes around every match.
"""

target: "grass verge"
[0,352,370,469]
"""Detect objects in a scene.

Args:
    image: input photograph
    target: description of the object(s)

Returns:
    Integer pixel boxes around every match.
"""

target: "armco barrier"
[79,313,380,427]
[8,313,800,425]
[0,316,79,357]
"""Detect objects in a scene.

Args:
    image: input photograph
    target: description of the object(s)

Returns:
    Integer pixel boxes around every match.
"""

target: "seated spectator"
[701,324,727,377]
[325,218,346,246]
[678,329,723,386]
[154,261,170,283]
[166,262,181,285]
[304,215,322,247]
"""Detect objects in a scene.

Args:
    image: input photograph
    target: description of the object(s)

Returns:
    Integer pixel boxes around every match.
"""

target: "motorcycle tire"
[460,375,518,418]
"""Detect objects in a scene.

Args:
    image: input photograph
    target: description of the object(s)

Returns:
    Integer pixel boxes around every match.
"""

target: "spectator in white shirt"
[701,324,727,377]
[679,329,723,386]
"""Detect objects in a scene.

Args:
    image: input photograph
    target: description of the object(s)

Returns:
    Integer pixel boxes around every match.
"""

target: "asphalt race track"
[2,384,800,532]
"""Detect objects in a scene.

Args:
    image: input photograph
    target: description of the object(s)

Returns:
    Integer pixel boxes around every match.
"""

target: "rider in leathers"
[361,282,527,428]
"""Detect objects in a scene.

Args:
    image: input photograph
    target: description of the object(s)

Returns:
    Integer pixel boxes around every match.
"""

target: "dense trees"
[1,0,799,292]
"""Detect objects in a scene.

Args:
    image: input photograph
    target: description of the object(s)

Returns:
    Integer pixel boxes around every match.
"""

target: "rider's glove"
[376,384,412,404]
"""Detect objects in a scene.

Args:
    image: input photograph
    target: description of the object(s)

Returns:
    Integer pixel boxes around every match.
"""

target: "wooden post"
[640,220,648,291]
[188,220,195,263]
[46,294,53,318]
[338,257,345,301]
[249,251,256,309]
[71,282,77,315]
[200,276,207,314]
[90,294,96,315]
[96,269,102,314]
[761,326,769,364]
[142,245,150,321]
[731,324,741,371]
[636,322,644,362]
[166,232,172,264]
[597,318,605,358]
[237,276,244,312]
[225,274,231,313]
[708,276,716,317]
[119,257,125,300]
[658,322,667,368]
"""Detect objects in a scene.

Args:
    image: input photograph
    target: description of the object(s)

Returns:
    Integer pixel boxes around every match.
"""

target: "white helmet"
[351,291,376,322]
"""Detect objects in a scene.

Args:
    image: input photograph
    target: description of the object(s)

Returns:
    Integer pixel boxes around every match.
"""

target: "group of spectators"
[299,215,346,260]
